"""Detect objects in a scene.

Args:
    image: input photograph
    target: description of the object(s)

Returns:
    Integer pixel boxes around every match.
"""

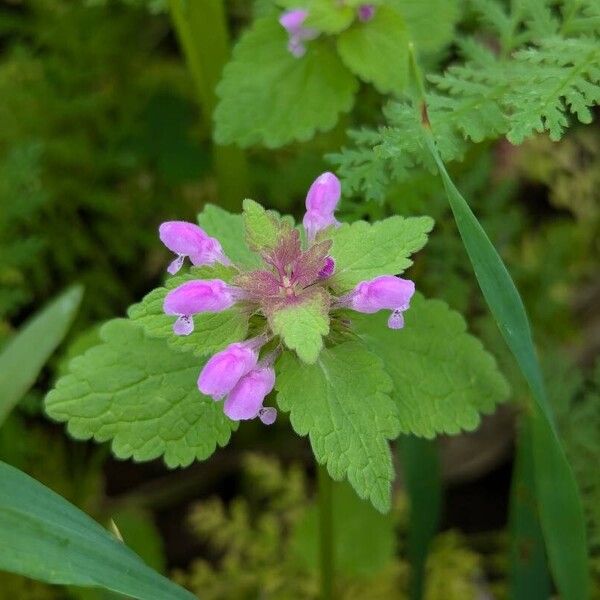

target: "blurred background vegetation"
[0,0,598,598]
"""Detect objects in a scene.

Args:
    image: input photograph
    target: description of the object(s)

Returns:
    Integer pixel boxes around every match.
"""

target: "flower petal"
[163,279,235,316]
[223,367,276,421]
[350,276,415,313]
[305,172,341,216]
[387,310,405,329]
[173,315,194,336]
[159,221,210,256]
[198,342,259,400]
[167,255,185,275]
[279,9,308,33]
[258,407,277,425]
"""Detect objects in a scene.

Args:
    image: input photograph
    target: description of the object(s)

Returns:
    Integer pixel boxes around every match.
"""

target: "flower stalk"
[318,463,334,600]
[168,0,249,210]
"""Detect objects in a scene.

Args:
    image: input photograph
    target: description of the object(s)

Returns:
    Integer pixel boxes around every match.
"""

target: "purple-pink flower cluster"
[159,172,415,425]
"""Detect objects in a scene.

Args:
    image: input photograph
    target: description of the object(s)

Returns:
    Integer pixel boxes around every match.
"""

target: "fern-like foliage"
[331,0,600,201]
[174,453,485,600]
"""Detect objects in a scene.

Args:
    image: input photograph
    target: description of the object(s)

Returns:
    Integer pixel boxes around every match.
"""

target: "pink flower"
[279,9,318,58]
[302,172,342,241]
[357,4,376,22]
[159,221,230,275]
[224,366,277,423]
[344,275,415,329]
[198,339,264,400]
[163,279,238,335]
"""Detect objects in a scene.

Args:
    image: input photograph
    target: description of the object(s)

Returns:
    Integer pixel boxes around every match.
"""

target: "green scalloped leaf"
[243,198,287,252]
[391,0,461,52]
[275,0,360,33]
[337,5,409,95]
[197,204,260,268]
[128,266,249,358]
[45,319,236,467]
[276,342,399,512]
[270,291,330,363]
[214,17,358,148]
[354,294,510,437]
[328,215,434,291]
[303,0,354,33]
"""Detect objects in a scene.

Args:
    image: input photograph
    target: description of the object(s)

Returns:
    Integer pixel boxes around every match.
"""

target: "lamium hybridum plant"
[214,0,460,148]
[46,173,509,512]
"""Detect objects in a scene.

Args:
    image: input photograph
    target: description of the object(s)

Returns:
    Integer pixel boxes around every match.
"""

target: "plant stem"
[317,464,334,600]
[169,0,249,211]
[400,436,442,600]
[508,417,552,599]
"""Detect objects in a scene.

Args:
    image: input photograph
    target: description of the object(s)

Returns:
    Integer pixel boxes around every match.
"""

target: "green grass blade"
[0,461,195,600]
[0,286,83,426]
[508,417,552,599]
[399,436,442,600]
[424,136,589,600]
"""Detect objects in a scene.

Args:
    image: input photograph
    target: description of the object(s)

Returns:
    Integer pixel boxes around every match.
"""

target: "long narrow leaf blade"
[0,286,84,425]
[508,418,552,599]
[400,436,442,600]
[0,461,195,600]
[425,138,589,600]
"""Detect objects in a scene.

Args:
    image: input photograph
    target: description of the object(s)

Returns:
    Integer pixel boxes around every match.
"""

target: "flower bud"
[159,221,229,274]
[305,172,341,216]
[318,257,336,279]
[198,341,260,400]
[357,4,376,22]
[163,279,237,336]
[223,366,276,421]
[303,172,342,240]
[345,275,415,329]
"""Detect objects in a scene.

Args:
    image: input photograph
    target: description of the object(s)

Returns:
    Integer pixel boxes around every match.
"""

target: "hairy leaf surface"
[354,294,510,437]
[328,215,433,291]
[128,267,248,358]
[337,5,409,95]
[242,198,295,252]
[45,319,236,467]
[197,204,260,268]
[276,342,399,512]
[214,17,357,148]
[270,291,330,363]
